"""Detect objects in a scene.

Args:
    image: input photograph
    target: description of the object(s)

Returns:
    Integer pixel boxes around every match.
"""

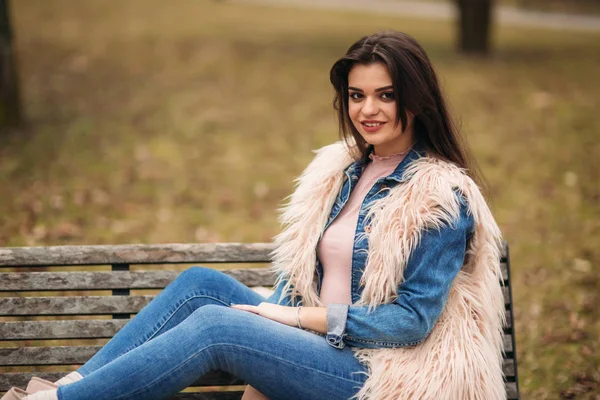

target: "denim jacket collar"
[344,141,427,184]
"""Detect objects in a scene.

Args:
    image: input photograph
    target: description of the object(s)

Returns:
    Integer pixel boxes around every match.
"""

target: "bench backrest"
[0,243,519,399]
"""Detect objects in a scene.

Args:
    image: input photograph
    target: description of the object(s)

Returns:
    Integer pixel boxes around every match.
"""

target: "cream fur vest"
[271,142,506,400]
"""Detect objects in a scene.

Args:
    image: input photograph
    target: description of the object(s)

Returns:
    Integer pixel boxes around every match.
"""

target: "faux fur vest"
[271,142,506,400]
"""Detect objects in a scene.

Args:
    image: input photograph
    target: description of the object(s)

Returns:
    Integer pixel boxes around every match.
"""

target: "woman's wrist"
[233,303,326,333]
[296,306,303,329]
[293,306,328,334]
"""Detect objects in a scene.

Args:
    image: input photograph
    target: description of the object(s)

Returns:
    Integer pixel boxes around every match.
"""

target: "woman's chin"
[362,135,391,146]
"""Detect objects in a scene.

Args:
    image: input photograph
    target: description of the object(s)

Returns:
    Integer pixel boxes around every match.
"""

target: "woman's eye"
[381,92,395,100]
[349,92,363,100]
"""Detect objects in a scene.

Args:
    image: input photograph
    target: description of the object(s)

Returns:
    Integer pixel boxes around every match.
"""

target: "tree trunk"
[457,0,493,55]
[0,0,21,130]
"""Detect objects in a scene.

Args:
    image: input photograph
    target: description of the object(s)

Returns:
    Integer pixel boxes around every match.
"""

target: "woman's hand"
[241,385,270,400]
[231,303,328,334]
[231,302,296,327]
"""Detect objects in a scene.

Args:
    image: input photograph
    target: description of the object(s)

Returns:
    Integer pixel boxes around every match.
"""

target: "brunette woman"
[3,30,505,400]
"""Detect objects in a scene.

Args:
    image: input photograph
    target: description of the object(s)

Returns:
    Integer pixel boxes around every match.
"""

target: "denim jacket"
[266,145,474,350]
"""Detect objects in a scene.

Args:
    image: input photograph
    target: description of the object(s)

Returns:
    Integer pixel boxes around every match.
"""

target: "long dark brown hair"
[330,31,485,190]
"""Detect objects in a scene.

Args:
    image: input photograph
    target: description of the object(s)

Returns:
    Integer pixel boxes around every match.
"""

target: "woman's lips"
[361,121,387,133]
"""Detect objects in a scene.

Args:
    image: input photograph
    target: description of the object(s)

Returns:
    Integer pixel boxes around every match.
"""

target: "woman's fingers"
[230,304,260,314]
[231,303,297,327]
[257,303,297,326]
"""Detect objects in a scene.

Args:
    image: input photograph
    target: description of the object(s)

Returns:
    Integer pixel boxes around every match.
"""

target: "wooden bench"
[0,243,520,399]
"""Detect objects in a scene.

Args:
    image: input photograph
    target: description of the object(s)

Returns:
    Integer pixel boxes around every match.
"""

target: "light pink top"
[317,151,408,306]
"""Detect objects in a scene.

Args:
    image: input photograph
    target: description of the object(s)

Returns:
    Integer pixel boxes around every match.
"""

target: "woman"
[4,30,506,400]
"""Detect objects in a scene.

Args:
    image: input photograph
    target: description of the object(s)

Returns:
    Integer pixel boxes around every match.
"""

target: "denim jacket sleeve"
[325,195,475,349]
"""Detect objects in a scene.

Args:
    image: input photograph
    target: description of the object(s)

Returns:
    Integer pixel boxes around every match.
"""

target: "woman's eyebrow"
[348,85,393,92]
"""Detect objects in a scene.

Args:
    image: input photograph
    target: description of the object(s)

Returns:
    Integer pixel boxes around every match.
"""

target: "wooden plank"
[0,346,99,366]
[501,241,509,261]
[503,359,515,377]
[0,345,517,375]
[0,293,511,316]
[500,262,508,282]
[0,322,513,352]
[503,287,511,305]
[503,333,513,353]
[505,382,518,400]
[0,372,516,399]
[1,317,513,345]
[0,269,276,291]
[0,242,510,267]
[0,372,66,391]
[504,310,513,330]
[0,319,128,340]
[0,296,154,316]
[0,371,242,392]
[0,243,275,267]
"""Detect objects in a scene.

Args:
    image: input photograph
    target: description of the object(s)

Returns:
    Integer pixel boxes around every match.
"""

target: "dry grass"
[1,0,599,398]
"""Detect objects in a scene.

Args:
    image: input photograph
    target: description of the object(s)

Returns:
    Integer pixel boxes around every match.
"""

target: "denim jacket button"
[364,225,372,233]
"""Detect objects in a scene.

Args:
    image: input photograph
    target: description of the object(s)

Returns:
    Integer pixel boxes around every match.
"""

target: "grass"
[499,0,600,14]
[1,0,599,398]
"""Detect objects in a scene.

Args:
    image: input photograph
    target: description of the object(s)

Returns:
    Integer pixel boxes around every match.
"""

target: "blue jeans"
[57,267,367,400]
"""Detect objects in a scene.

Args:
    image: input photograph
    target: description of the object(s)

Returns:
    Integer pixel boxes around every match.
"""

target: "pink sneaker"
[0,387,28,400]
[25,379,58,394]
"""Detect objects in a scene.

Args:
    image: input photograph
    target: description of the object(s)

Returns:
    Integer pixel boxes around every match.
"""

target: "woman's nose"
[362,97,379,116]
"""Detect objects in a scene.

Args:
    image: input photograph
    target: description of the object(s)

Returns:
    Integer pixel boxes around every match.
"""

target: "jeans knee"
[194,303,223,319]
[178,265,210,279]
[196,305,244,329]
[175,266,228,288]
[189,304,232,340]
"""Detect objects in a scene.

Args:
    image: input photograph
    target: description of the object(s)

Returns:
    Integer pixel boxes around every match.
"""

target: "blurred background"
[0,0,599,398]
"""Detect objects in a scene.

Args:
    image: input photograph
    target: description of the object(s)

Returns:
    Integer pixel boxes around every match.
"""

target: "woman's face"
[347,62,414,156]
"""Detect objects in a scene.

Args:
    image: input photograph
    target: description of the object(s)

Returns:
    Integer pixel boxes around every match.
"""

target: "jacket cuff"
[326,303,349,349]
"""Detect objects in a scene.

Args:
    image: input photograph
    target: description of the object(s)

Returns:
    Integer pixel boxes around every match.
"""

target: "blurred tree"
[456,0,493,55]
[0,0,21,130]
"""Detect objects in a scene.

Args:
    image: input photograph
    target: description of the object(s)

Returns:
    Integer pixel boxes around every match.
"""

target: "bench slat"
[0,371,243,392]
[0,346,517,376]
[0,296,154,316]
[0,319,128,340]
[0,263,511,286]
[0,346,98,366]
[0,269,276,292]
[503,359,515,377]
[506,382,518,400]
[0,287,513,316]
[0,243,275,267]
[0,373,518,399]
[505,310,513,330]
[0,266,510,291]
[0,291,512,316]
[503,287,511,306]
[0,315,512,341]
[501,262,508,282]
[0,243,508,267]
